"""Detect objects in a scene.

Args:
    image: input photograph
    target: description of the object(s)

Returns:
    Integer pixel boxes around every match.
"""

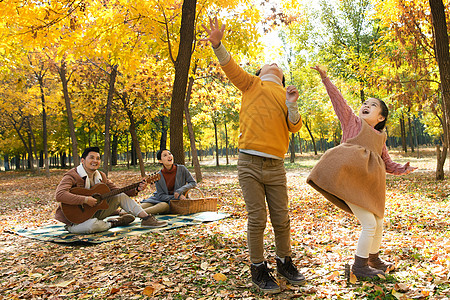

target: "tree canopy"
[0,0,448,177]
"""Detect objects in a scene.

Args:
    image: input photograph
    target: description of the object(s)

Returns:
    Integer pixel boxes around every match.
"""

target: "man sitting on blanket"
[54,146,168,234]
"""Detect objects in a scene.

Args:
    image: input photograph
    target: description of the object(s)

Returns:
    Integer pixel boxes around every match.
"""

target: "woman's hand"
[201,16,225,48]
[174,192,186,200]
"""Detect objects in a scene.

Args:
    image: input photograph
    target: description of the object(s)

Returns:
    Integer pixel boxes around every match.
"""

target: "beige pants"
[141,202,170,215]
[238,152,292,264]
[66,193,145,234]
[346,202,383,258]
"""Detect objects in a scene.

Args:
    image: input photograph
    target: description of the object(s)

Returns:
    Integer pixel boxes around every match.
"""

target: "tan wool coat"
[307,120,387,218]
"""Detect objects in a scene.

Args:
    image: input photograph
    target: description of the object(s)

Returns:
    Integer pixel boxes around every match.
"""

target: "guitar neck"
[100,182,140,200]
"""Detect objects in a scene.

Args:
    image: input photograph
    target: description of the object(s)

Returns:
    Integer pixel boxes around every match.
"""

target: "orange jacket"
[221,57,302,158]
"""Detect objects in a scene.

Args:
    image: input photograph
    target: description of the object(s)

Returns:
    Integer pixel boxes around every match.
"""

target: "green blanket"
[7,212,230,244]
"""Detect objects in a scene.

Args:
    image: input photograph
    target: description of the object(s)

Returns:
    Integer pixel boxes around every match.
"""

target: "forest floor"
[0,148,449,299]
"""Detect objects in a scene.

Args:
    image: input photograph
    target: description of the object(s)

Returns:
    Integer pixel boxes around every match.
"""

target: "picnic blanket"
[6,212,230,244]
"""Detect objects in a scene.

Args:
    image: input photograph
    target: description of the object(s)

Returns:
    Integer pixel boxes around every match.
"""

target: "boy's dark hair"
[372,98,389,132]
[157,149,169,161]
[81,146,100,159]
[255,68,286,87]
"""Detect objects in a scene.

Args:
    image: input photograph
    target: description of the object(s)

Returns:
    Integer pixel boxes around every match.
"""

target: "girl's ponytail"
[373,98,389,132]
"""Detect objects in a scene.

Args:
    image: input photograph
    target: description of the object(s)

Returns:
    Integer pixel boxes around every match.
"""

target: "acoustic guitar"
[61,172,160,224]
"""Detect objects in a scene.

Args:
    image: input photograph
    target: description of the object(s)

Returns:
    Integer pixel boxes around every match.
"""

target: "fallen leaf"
[394,283,410,292]
[143,286,155,296]
[327,271,339,281]
[392,289,407,300]
[349,272,357,284]
[213,273,227,281]
[54,279,75,287]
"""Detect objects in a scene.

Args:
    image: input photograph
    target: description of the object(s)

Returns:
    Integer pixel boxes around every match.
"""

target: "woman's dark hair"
[372,98,389,132]
[157,149,169,160]
[255,68,285,87]
[81,146,100,159]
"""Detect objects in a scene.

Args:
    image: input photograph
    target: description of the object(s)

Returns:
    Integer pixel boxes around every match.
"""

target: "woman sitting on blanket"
[139,149,197,215]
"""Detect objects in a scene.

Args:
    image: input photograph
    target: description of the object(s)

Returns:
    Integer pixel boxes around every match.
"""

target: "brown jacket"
[307,120,387,218]
[54,168,137,225]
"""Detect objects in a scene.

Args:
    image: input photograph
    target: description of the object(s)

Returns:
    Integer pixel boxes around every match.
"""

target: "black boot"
[276,256,306,285]
[368,252,394,272]
[251,262,280,294]
[352,255,385,280]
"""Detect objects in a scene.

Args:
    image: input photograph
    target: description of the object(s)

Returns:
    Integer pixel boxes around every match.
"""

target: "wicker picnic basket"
[169,188,218,214]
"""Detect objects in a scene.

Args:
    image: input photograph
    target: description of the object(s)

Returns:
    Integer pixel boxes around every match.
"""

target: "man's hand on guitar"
[84,196,98,207]
[137,180,147,192]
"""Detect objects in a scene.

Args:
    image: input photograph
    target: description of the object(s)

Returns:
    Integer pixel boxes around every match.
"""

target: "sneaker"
[109,214,135,228]
[276,256,306,285]
[251,262,281,294]
[141,214,168,228]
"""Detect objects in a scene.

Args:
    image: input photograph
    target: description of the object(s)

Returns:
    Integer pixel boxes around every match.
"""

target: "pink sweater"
[323,77,409,175]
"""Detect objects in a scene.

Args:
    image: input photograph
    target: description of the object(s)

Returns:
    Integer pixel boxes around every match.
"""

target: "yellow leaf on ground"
[349,272,357,284]
[143,286,154,296]
[143,283,165,296]
[213,273,227,281]
[391,289,407,300]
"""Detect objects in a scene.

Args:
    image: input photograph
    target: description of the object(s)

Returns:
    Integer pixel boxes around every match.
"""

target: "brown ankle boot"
[368,252,394,272]
[352,255,385,280]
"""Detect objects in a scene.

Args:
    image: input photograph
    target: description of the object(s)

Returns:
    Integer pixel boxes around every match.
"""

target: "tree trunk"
[224,122,229,165]
[430,0,450,180]
[214,119,219,166]
[111,134,118,166]
[103,65,118,175]
[436,144,447,179]
[169,0,197,165]
[298,133,303,154]
[15,154,20,170]
[58,61,80,166]
[4,155,10,171]
[120,93,146,177]
[38,76,50,177]
[159,115,168,151]
[408,116,415,152]
[290,133,295,163]
[184,74,202,182]
[26,122,34,171]
[413,117,420,158]
[26,117,39,173]
[303,120,317,155]
[126,134,130,169]
[400,115,407,153]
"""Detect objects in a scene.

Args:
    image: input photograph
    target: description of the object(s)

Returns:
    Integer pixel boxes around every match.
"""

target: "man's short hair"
[157,149,169,161]
[81,147,100,159]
